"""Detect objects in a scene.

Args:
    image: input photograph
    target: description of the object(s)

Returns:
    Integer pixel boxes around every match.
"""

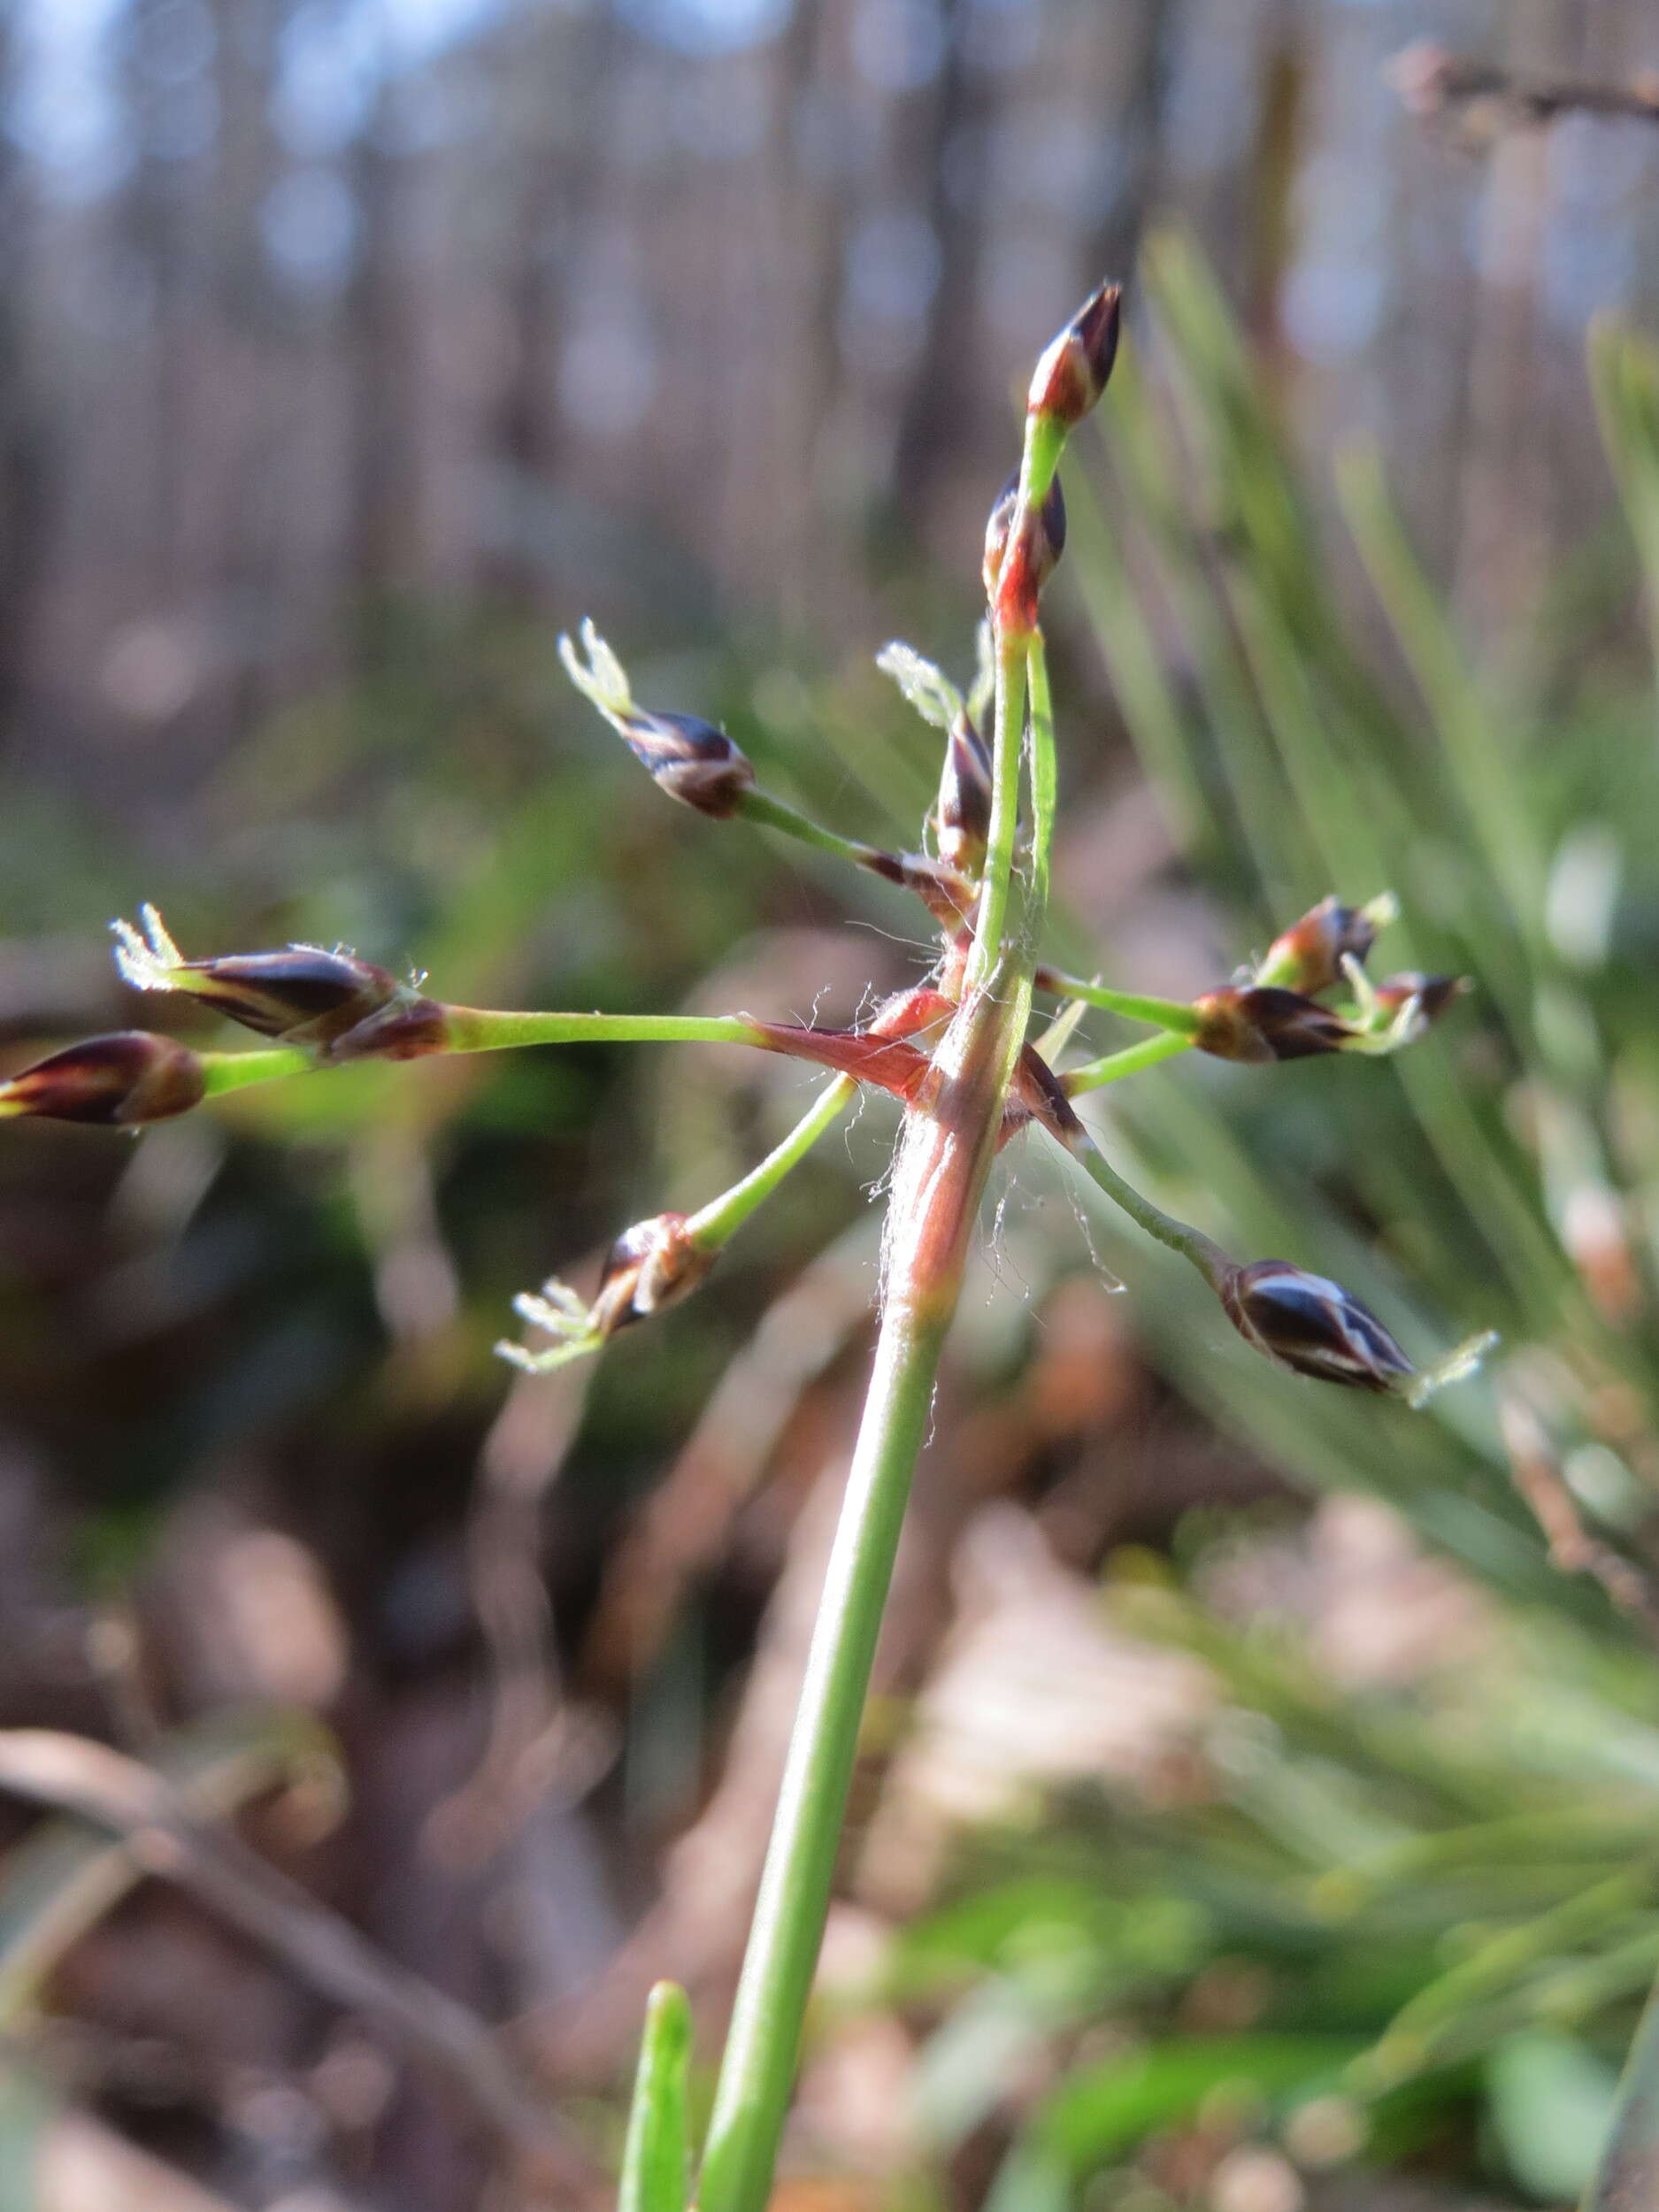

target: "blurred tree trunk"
[211,0,290,737]
[347,62,419,665]
[487,3,623,603]
[1084,0,1183,299]
[889,0,991,538]
[0,6,50,753]
[112,0,201,603]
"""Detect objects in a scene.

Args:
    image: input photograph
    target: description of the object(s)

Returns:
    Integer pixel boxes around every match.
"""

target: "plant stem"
[734,789,895,872]
[444,1009,772,1054]
[687,1078,856,1250]
[199,1047,316,1096]
[698,965,1032,2212]
[1054,1119,1229,1288]
[1035,972,1202,1037]
[1064,1031,1194,1094]
[695,1264,951,2212]
[967,628,1030,988]
[1025,629,1057,926]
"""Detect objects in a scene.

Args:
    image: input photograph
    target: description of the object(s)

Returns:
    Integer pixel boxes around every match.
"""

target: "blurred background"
[6,1,1659,2208]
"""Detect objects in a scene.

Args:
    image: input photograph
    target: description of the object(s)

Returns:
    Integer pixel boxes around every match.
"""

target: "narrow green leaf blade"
[620,1981,693,2212]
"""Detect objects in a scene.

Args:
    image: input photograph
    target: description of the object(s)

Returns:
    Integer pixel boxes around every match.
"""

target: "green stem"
[968,627,1030,987]
[967,408,1065,991]
[1036,973,1202,1037]
[687,1078,856,1250]
[1064,1032,1194,1094]
[199,1047,315,1096]
[699,964,1034,2212]
[1052,1120,1229,1286]
[734,789,895,874]
[1025,629,1057,929]
[696,1283,952,2212]
[444,1009,770,1054]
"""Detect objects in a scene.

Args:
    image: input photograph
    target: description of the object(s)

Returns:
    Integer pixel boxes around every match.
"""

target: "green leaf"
[619,1981,693,2212]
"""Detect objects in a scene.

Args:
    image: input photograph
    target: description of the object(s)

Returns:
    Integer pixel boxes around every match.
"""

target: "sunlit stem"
[1052,1120,1230,1290]
[969,628,1031,987]
[968,411,1066,991]
[1064,1031,1194,1094]
[444,1009,772,1054]
[686,1077,856,1251]
[734,789,897,874]
[191,1013,820,1113]
[199,1047,315,1097]
[1025,628,1057,930]
[1035,972,1202,1037]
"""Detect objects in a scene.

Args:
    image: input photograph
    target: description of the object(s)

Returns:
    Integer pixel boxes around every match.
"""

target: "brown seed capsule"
[614,707,756,819]
[933,708,993,873]
[982,469,1067,610]
[1027,280,1124,427]
[591,1212,716,1336]
[0,1032,205,1126]
[1220,1259,1415,1393]
[1258,896,1382,996]
[1192,985,1352,1064]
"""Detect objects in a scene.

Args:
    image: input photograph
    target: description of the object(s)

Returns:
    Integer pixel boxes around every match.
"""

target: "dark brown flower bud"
[113,910,418,1050]
[0,1032,205,1126]
[591,1212,716,1336]
[1192,985,1352,1064]
[1220,1259,1414,1393]
[1027,281,1123,427]
[982,470,1067,608]
[1258,896,1383,996]
[933,708,993,872]
[615,708,756,819]
[1371,972,1469,1027]
[176,948,403,1045]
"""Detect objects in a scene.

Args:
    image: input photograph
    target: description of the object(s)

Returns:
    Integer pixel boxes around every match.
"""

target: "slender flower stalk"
[1064,1030,1194,1094]
[1034,968,1203,1035]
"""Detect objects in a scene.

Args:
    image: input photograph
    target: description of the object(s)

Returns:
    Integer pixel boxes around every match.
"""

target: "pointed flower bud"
[560,620,755,819]
[1192,984,1352,1064]
[1027,281,1123,428]
[112,906,446,1059]
[1256,893,1397,996]
[982,469,1067,607]
[933,710,993,874]
[0,1031,205,1126]
[1220,1260,1415,1394]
